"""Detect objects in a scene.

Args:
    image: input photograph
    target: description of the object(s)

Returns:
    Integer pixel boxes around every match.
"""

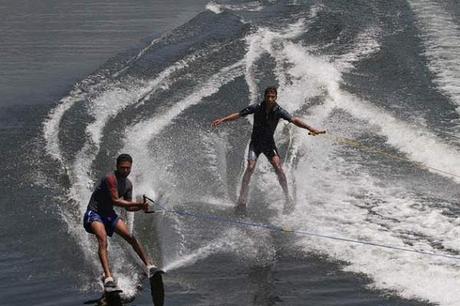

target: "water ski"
[84,292,122,306]
[149,268,165,306]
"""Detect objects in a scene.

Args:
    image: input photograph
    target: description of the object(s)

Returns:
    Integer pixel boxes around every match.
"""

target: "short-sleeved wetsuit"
[83,171,133,236]
[239,101,293,160]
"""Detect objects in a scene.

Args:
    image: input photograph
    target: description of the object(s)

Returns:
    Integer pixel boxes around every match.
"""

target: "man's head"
[116,153,133,178]
[264,86,277,105]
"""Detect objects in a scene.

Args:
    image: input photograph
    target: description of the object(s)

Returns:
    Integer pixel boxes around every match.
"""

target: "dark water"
[3,0,460,305]
[0,0,210,107]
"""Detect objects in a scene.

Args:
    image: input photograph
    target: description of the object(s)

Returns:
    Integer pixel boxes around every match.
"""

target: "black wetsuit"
[239,101,293,159]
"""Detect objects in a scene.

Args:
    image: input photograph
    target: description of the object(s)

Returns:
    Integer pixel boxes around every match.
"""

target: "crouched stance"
[83,154,158,289]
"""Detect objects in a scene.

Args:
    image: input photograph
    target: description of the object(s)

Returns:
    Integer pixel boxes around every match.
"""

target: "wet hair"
[116,153,133,165]
[264,86,277,97]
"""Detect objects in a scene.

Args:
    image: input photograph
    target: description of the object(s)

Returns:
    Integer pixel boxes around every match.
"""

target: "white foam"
[409,0,460,111]
[335,27,382,71]
[206,2,223,14]
[244,19,308,104]
[206,1,264,13]
[281,166,460,305]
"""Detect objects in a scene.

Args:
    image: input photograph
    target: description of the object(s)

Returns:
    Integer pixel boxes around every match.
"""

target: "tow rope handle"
[143,194,156,214]
[308,130,326,136]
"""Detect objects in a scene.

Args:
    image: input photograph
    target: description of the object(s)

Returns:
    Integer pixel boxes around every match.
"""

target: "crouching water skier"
[211,86,325,213]
[83,153,160,290]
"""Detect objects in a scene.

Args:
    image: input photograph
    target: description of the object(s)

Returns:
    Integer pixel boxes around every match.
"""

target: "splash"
[123,60,245,193]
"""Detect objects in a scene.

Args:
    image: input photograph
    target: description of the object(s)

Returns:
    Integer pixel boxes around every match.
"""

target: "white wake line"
[43,68,121,165]
[331,93,460,184]
[408,0,460,109]
[112,37,162,78]
[43,93,84,163]
[86,50,204,147]
[206,1,264,14]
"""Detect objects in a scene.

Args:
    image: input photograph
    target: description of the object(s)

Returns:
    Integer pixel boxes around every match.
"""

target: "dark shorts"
[83,210,119,237]
[247,141,279,161]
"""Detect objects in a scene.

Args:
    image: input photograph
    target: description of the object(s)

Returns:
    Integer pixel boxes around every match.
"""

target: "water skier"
[83,154,160,290]
[211,87,325,213]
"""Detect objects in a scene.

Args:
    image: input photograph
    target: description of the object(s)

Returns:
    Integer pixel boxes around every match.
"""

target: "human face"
[265,92,277,106]
[116,161,132,178]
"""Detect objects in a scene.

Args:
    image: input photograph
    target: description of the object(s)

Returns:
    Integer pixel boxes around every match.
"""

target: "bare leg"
[269,155,290,201]
[114,219,153,267]
[238,159,257,206]
[91,222,112,278]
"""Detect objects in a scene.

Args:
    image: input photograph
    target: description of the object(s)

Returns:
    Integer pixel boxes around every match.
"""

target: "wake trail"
[409,0,460,112]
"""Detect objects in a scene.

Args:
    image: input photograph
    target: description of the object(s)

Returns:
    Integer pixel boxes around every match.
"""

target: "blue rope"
[145,196,460,261]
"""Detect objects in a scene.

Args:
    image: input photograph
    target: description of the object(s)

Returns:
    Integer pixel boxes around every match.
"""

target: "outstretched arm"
[291,117,326,135]
[211,112,241,128]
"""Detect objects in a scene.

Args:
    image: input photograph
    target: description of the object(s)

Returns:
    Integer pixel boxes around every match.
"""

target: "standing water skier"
[211,87,325,213]
[83,154,160,290]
